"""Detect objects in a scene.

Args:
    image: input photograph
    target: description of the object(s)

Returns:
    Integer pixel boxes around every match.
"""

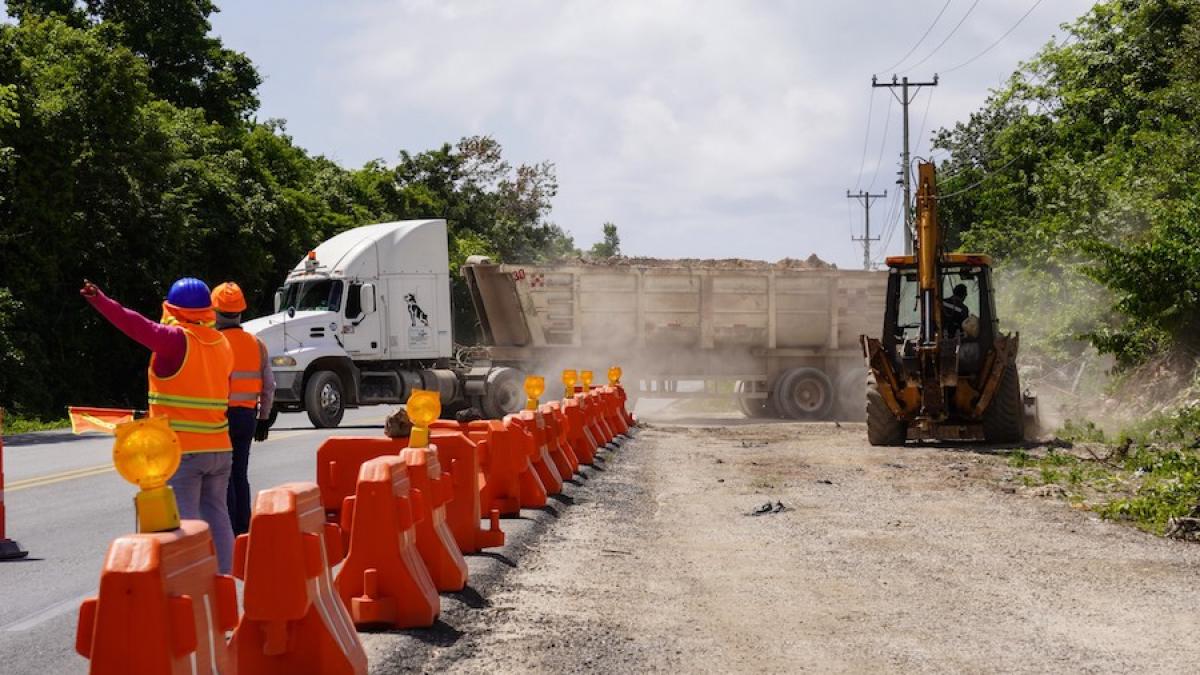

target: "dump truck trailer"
[463,258,888,420]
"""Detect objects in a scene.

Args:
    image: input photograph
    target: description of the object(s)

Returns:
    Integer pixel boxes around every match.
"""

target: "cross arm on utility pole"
[847,189,887,271]
[870,74,939,257]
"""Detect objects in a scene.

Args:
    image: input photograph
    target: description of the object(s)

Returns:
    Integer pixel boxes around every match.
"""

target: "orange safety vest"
[221,327,265,409]
[148,324,234,453]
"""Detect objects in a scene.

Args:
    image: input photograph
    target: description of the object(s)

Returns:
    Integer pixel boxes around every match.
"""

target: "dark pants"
[226,406,258,535]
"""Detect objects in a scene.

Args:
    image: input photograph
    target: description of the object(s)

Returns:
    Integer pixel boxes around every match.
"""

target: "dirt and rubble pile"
[567,254,836,270]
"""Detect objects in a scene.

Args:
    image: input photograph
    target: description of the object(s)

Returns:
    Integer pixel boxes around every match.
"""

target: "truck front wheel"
[305,370,345,428]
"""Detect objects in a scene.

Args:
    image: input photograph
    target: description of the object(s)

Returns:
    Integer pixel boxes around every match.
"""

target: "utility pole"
[846,189,887,270]
[872,74,938,255]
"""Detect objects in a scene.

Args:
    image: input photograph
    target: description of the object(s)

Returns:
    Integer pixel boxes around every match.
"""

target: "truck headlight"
[271,355,297,367]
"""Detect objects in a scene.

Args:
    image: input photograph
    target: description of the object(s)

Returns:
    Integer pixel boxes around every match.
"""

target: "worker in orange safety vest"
[82,277,236,572]
[211,282,275,536]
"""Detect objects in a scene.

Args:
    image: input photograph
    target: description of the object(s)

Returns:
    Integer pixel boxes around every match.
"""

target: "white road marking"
[2,593,92,632]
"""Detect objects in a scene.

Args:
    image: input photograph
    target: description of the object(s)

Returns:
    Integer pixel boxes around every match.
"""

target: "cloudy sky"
[206,1,1098,268]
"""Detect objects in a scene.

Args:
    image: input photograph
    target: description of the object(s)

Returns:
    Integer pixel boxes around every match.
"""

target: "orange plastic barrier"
[469,420,523,517]
[561,397,599,465]
[316,437,398,530]
[594,389,619,442]
[428,428,504,553]
[539,402,579,478]
[318,433,502,555]
[399,443,469,591]
[230,482,366,675]
[509,410,563,495]
[76,520,239,675]
[600,386,630,436]
[501,415,549,508]
[0,411,28,560]
[335,456,439,628]
[579,391,613,447]
[614,383,637,426]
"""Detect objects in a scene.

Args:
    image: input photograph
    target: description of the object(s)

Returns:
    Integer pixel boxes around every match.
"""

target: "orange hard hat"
[211,282,247,313]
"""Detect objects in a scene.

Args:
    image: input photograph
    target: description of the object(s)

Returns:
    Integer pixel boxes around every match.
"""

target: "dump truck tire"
[774,367,834,420]
[305,370,345,428]
[983,364,1025,443]
[866,383,906,446]
[481,366,525,419]
[735,380,776,418]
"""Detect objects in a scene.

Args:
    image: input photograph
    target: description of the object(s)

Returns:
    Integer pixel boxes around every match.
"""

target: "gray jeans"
[169,451,234,574]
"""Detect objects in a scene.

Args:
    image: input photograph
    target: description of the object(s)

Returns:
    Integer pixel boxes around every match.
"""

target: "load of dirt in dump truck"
[568,254,835,270]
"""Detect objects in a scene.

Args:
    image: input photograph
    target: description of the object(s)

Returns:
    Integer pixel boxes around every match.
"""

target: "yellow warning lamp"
[524,375,545,411]
[112,416,182,533]
[581,370,594,391]
[406,389,441,448]
[562,369,578,399]
[608,366,622,385]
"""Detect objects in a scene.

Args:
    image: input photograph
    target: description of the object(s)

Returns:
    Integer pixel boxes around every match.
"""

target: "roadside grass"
[2,413,70,434]
[1007,405,1200,536]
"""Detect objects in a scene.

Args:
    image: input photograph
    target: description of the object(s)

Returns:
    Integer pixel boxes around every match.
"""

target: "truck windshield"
[281,280,343,312]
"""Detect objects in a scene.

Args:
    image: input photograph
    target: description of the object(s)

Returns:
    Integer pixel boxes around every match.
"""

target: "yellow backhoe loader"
[860,162,1034,445]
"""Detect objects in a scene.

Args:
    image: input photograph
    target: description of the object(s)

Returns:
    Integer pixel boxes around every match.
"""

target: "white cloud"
[213,0,1099,267]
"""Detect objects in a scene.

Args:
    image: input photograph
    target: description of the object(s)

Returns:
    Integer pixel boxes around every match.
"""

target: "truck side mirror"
[360,283,376,314]
[274,290,284,313]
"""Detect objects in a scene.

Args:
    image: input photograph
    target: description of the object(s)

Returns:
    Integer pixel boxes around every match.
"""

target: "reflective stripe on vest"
[148,324,233,453]
[221,328,264,409]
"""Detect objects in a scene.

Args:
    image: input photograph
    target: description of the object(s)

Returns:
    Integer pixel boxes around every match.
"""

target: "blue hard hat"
[166,277,212,309]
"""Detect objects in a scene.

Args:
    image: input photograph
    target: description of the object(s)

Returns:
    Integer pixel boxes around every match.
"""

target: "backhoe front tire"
[982,364,1025,444]
[866,383,906,446]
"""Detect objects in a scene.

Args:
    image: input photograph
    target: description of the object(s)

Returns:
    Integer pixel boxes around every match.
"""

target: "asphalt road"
[0,405,394,675]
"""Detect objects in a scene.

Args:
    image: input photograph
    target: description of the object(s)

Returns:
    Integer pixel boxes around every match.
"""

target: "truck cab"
[244,220,524,427]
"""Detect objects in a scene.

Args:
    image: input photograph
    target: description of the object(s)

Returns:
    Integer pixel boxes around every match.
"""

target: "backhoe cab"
[860,162,1031,445]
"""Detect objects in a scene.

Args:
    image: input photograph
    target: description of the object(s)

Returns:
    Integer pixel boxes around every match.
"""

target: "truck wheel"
[305,370,345,428]
[983,364,1025,443]
[773,367,834,420]
[835,367,868,420]
[735,380,776,418]
[481,367,525,419]
[866,383,906,446]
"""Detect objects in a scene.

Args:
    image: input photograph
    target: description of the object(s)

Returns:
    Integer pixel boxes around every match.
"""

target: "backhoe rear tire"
[982,364,1025,444]
[866,383,906,446]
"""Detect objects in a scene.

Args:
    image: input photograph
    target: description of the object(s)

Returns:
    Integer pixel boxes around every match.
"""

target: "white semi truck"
[244,220,526,428]
[250,219,888,428]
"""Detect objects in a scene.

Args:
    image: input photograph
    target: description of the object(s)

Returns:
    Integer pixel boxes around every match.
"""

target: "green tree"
[587,222,621,258]
[933,0,1200,367]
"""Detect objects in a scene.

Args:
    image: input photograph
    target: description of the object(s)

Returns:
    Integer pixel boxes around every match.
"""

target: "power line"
[866,93,895,190]
[876,0,954,74]
[912,87,935,158]
[940,0,1046,74]
[902,0,981,73]
[937,153,1023,200]
[853,89,877,190]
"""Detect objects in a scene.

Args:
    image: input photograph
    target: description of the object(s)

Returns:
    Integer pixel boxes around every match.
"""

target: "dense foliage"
[934,0,1199,369]
[0,1,589,419]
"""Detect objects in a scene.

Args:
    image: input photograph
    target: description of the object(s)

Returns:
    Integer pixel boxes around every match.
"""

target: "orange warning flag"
[68,407,136,435]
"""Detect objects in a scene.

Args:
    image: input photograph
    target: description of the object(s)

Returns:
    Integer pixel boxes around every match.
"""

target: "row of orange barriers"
[74,383,636,675]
